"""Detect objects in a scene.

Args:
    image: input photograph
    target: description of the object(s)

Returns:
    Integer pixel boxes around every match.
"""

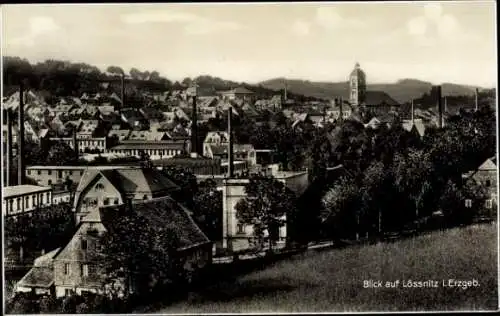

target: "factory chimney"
[227,107,234,178]
[283,79,288,102]
[436,85,443,129]
[18,82,26,185]
[190,84,198,158]
[475,88,479,112]
[411,99,415,125]
[6,109,13,186]
[338,97,344,124]
[120,74,125,112]
[73,129,79,160]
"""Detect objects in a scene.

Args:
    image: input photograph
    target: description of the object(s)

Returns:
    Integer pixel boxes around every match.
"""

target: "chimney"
[444,96,448,113]
[437,85,443,129]
[190,87,198,158]
[411,99,414,125]
[18,82,26,185]
[227,107,234,178]
[120,74,125,112]
[73,129,79,160]
[339,97,344,124]
[6,109,13,186]
[284,79,288,102]
[475,88,479,111]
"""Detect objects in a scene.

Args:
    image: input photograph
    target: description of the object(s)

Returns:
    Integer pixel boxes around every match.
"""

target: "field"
[150,224,498,313]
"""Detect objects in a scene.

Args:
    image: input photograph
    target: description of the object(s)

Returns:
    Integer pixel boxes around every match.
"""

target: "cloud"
[120,10,242,35]
[292,20,310,36]
[406,4,461,46]
[315,7,364,30]
[9,16,60,47]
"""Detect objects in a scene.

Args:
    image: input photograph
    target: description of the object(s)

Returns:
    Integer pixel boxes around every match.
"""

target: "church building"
[347,62,399,115]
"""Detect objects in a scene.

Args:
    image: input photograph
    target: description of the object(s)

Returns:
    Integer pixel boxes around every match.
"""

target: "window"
[32,195,36,206]
[16,198,20,211]
[25,197,29,209]
[64,263,70,275]
[81,239,88,250]
[465,199,472,208]
[82,264,89,277]
[58,171,62,178]
[143,195,148,200]
[65,289,72,296]
[485,180,491,187]
[37,170,41,175]
[114,198,119,205]
[486,199,492,209]
[237,224,245,234]
[46,192,50,203]
[28,170,31,175]
[95,183,104,191]
[47,170,52,175]
[69,171,73,176]
[48,180,52,185]
[41,194,44,204]
[80,171,84,176]
[103,198,110,206]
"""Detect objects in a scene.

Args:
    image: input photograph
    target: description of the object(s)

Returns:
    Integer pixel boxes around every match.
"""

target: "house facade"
[2,185,53,217]
[16,197,212,298]
[465,157,498,216]
[220,170,309,252]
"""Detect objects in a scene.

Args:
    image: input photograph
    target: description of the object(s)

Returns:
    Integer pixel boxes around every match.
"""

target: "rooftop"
[100,196,211,251]
[3,185,51,198]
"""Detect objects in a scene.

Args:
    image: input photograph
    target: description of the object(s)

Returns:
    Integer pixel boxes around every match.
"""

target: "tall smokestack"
[73,129,79,160]
[6,109,13,186]
[339,97,344,124]
[411,99,414,125]
[475,88,479,112]
[284,79,288,102]
[444,96,448,113]
[190,86,198,158]
[120,74,125,112]
[437,85,443,129]
[18,82,26,185]
[227,107,234,178]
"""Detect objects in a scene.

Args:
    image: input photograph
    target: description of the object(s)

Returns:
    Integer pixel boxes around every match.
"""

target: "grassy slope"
[154,224,498,313]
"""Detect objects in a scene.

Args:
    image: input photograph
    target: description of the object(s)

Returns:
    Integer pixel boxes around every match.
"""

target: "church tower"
[349,62,366,106]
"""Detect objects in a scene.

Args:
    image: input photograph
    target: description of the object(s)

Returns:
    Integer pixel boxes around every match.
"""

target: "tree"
[98,206,186,297]
[46,141,77,165]
[107,66,125,76]
[161,167,198,208]
[129,68,141,80]
[321,176,362,240]
[193,180,222,241]
[235,175,298,251]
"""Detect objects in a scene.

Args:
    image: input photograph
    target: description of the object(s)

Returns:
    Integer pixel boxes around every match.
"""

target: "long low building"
[3,185,53,217]
[108,140,190,160]
[26,165,136,187]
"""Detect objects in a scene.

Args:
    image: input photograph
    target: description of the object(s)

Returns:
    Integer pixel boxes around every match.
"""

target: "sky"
[1,1,497,87]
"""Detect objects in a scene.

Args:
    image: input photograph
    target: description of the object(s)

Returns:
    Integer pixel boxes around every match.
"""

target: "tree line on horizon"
[2,56,323,103]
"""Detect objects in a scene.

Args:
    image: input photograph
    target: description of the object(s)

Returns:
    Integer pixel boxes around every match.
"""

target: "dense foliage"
[4,203,75,258]
[319,106,496,240]
[235,175,299,251]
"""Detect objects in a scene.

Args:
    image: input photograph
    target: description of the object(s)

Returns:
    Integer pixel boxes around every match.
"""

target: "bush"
[76,302,90,313]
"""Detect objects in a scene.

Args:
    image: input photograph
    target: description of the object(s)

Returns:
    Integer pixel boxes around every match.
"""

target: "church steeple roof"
[350,62,365,77]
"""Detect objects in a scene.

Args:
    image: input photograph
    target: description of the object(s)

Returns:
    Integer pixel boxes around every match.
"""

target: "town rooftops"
[364,91,399,106]
[100,196,211,251]
[27,165,138,170]
[221,87,254,95]
[3,185,52,198]
[110,141,186,151]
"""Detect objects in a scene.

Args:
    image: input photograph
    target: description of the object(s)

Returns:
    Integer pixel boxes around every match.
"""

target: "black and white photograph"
[1,1,498,313]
